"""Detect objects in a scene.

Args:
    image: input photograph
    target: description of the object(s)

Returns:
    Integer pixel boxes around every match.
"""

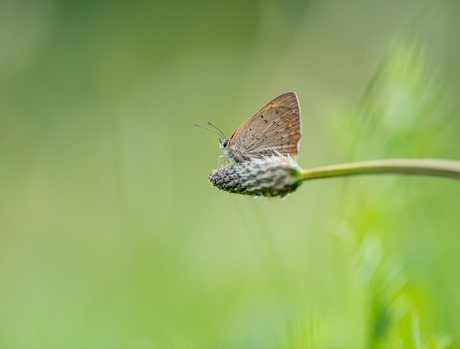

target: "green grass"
[1,1,460,348]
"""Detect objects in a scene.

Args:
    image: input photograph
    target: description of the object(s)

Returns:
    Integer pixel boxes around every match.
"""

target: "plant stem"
[298,159,460,182]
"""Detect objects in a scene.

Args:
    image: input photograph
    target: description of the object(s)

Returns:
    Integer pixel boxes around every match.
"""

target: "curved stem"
[298,159,460,181]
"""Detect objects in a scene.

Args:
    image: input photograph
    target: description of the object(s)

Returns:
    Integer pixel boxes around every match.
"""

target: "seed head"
[209,156,302,198]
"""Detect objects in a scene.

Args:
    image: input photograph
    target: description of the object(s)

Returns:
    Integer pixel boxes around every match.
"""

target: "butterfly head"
[219,138,230,151]
[219,138,234,159]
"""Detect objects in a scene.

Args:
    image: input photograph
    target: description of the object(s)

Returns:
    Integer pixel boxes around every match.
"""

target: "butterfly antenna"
[195,123,225,139]
[207,122,227,139]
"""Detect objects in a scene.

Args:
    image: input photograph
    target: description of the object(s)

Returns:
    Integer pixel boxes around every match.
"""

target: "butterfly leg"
[218,155,227,167]
[219,155,237,167]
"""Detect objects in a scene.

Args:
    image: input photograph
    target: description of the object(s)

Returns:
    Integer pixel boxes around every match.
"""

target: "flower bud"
[209,157,302,198]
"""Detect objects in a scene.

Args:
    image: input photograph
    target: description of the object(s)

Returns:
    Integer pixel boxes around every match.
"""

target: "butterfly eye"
[222,139,230,148]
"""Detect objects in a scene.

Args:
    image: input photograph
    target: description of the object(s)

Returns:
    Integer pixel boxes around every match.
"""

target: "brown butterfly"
[197,92,302,163]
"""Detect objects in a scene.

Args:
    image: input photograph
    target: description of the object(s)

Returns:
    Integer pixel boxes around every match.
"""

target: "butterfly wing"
[229,92,301,160]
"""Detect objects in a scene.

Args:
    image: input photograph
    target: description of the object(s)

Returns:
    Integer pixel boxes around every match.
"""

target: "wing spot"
[289,129,300,155]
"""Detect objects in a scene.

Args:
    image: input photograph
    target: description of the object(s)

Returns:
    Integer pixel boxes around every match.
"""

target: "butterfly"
[197,92,301,163]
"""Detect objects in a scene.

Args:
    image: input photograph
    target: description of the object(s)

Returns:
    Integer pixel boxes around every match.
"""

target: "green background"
[1,0,460,348]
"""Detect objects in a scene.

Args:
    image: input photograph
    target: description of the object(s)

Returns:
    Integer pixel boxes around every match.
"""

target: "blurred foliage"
[1,0,460,348]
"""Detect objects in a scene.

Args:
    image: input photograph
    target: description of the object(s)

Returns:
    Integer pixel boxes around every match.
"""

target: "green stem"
[298,159,460,181]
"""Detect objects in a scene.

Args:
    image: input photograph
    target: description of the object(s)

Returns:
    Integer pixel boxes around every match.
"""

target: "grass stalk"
[299,159,460,182]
